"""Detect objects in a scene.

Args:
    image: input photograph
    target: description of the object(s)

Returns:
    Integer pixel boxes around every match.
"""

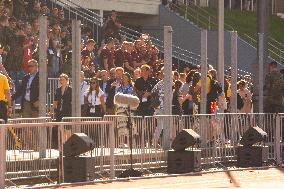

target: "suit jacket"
[98,79,108,94]
[105,78,115,107]
[13,72,39,110]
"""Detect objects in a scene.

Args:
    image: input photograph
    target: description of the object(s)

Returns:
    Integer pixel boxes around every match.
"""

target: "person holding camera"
[84,77,106,117]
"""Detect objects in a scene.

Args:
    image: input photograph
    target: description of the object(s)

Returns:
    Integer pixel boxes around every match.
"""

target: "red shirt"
[22,38,33,73]
[114,48,124,67]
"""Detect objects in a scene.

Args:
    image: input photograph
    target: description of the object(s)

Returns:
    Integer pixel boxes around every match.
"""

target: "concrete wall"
[60,0,161,15]
[144,5,259,73]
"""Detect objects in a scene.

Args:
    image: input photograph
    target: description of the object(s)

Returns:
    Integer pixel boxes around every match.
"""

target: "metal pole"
[39,16,47,117]
[217,0,225,90]
[0,126,6,189]
[39,16,48,158]
[258,33,264,113]
[230,31,238,113]
[240,0,243,11]
[58,125,64,183]
[257,0,269,113]
[275,115,282,165]
[72,20,81,117]
[163,26,173,150]
[185,0,188,19]
[229,0,232,10]
[109,122,115,179]
[200,30,208,114]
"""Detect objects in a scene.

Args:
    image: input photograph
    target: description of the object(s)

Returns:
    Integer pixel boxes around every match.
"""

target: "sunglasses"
[90,82,96,84]
[28,65,35,67]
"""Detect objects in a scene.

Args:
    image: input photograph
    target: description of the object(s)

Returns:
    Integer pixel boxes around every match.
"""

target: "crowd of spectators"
[0,0,256,120]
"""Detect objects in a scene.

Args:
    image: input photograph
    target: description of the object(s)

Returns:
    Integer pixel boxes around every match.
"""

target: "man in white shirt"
[80,71,89,116]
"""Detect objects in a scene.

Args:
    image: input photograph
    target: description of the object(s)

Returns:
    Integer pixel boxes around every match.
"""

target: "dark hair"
[88,77,100,97]
[192,72,201,87]
[106,37,114,44]
[269,61,278,68]
[186,70,196,83]
[123,72,133,86]
[174,80,183,91]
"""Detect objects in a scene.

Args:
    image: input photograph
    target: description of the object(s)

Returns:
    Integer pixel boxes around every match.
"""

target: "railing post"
[275,114,282,166]
[0,126,6,189]
[57,125,64,184]
[109,122,115,179]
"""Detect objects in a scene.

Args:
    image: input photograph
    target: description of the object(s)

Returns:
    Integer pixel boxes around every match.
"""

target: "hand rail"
[269,36,284,49]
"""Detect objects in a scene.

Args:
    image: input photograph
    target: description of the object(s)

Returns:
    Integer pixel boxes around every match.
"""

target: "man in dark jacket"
[12,59,39,118]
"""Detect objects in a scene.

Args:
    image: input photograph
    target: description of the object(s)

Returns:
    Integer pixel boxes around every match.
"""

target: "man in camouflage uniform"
[264,61,284,113]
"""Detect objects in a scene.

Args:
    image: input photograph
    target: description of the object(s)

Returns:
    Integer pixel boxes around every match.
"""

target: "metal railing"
[243,33,284,64]
[1,120,114,188]
[0,113,283,188]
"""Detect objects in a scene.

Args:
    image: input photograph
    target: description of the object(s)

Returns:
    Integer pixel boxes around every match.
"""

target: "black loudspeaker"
[167,149,201,174]
[171,129,200,151]
[63,133,95,157]
[64,156,96,182]
[237,145,269,167]
[240,127,267,146]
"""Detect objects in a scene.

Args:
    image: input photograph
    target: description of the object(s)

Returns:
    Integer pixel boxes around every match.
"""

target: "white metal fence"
[1,120,114,188]
[0,113,283,188]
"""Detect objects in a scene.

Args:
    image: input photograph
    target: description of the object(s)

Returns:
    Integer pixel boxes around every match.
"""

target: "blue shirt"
[24,74,36,101]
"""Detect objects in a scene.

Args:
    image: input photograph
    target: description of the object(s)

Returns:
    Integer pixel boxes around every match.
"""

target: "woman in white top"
[84,77,106,117]
[237,80,252,113]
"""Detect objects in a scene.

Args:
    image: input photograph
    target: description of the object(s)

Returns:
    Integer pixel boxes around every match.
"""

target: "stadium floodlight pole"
[39,15,48,158]
[72,20,81,119]
[163,26,173,150]
[217,0,224,90]
[230,31,238,113]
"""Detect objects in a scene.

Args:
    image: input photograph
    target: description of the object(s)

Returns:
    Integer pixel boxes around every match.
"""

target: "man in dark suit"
[98,70,109,97]
[12,59,39,118]
[105,67,124,115]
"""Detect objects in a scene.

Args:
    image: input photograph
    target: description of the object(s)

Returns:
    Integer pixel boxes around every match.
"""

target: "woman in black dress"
[52,73,72,121]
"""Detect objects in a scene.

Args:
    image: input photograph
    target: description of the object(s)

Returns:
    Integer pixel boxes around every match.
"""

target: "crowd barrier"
[0,113,283,188]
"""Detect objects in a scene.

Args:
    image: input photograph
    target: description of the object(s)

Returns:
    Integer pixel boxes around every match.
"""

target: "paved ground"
[47,167,284,189]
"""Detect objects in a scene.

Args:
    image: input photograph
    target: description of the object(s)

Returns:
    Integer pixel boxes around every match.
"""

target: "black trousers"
[0,101,7,123]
